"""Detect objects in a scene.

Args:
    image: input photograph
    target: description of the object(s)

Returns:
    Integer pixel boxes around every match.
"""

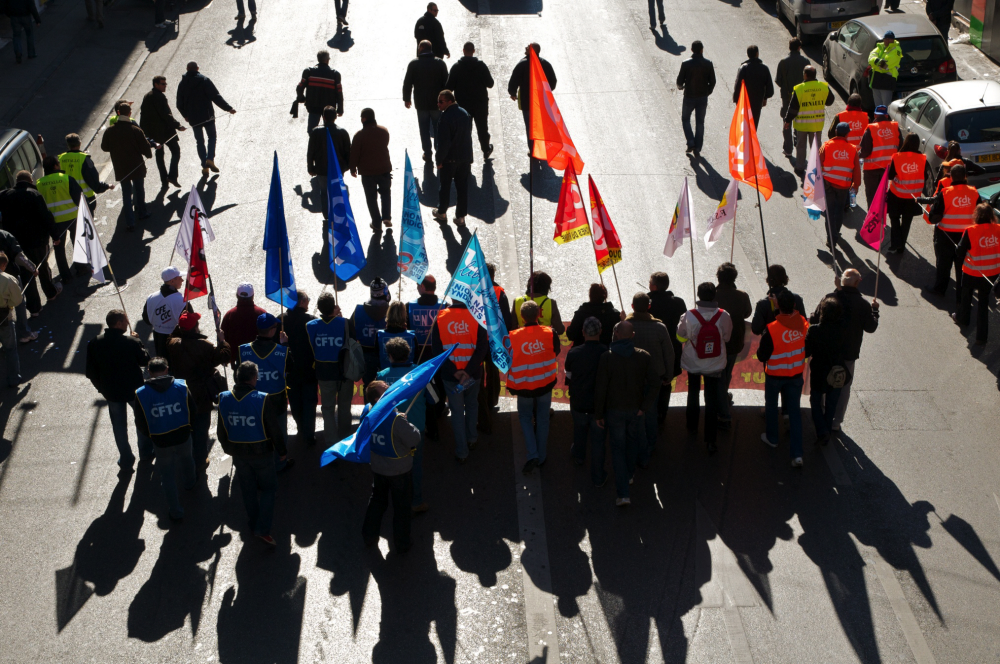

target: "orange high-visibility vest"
[840,110,868,148]
[888,152,926,198]
[864,121,899,170]
[939,184,979,233]
[765,316,809,377]
[924,175,952,224]
[821,138,857,189]
[507,325,557,391]
[438,307,478,369]
[962,223,1000,277]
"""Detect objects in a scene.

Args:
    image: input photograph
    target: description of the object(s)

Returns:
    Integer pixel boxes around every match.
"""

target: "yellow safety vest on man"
[792,80,830,133]
[868,42,903,80]
[57,151,95,201]
[35,172,79,224]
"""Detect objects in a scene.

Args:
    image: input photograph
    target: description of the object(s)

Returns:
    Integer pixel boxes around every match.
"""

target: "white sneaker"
[616,497,631,507]
[791,457,803,468]
[760,433,777,448]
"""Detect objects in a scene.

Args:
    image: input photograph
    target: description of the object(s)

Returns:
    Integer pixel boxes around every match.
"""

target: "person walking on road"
[86,309,151,470]
[218,361,286,546]
[414,2,450,58]
[446,41,495,158]
[143,266,187,358]
[926,0,954,37]
[826,93,868,149]
[140,76,185,190]
[175,62,237,178]
[58,133,114,212]
[858,105,902,209]
[566,317,608,483]
[239,313,293,472]
[361,380,421,553]
[567,283,620,347]
[101,101,154,230]
[676,283,732,455]
[594,321,658,507]
[86,0,104,28]
[3,0,40,64]
[954,203,1000,344]
[820,122,861,246]
[308,106,352,220]
[868,32,903,109]
[350,278,391,385]
[408,275,445,440]
[732,45,773,128]
[0,170,60,313]
[885,132,932,253]
[35,156,82,287]
[647,271,686,419]
[0,253,23,387]
[308,292,355,443]
[676,40,716,158]
[509,300,561,475]
[221,283,267,369]
[334,0,348,29]
[403,41,449,162]
[713,262,752,430]
[784,66,834,174]
[296,50,344,133]
[349,108,393,232]
[0,227,38,344]
[933,141,985,188]
[133,357,197,522]
[921,163,982,301]
[433,90,473,228]
[775,38,810,156]
[804,297,848,445]
[376,337,428,514]
[751,264,807,335]
[757,291,808,467]
[507,44,557,151]
[513,271,565,333]
[281,292,318,447]
[626,292,674,465]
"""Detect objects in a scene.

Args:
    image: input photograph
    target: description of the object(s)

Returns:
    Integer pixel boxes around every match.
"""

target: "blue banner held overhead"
[398,150,429,283]
[327,130,367,281]
[263,152,298,308]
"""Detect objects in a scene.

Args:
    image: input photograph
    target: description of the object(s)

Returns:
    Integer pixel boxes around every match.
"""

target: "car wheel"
[823,51,833,82]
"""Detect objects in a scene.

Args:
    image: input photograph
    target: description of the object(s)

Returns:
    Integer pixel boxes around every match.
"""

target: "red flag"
[553,162,591,244]
[528,48,584,173]
[860,168,890,250]
[588,175,622,273]
[184,211,209,301]
[728,82,773,200]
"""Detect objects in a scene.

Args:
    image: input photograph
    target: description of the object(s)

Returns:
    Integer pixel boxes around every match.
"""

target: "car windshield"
[898,36,949,65]
[946,108,1000,142]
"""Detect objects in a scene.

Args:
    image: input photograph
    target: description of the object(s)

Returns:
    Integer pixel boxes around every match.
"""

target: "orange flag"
[184,211,209,301]
[728,82,773,201]
[528,48,584,173]
[588,175,622,273]
[553,162,591,244]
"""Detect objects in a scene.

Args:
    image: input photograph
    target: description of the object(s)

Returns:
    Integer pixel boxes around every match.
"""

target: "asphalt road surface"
[2,0,1000,662]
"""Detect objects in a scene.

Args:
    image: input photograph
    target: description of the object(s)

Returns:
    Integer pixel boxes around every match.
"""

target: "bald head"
[613,321,634,341]
[418,40,433,54]
[187,61,198,72]
[841,269,862,287]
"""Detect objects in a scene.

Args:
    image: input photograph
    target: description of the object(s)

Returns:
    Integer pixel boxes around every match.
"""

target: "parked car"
[823,14,957,111]
[0,129,44,191]
[889,81,1000,188]
[777,0,879,43]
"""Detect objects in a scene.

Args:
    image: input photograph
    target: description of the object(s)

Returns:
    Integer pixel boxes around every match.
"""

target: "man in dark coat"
[0,171,58,317]
[3,0,40,64]
[926,0,954,37]
[280,291,319,447]
[446,41,495,158]
[507,43,557,150]
[101,101,154,230]
[433,90,473,228]
[175,62,236,176]
[732,45,774,128]
[676,41,716,157]
[307,106,352,220]
[140,75,185,189]
[414,2,450,59]
[647,271,686,419]
[403,40,449,162]
[296,50,344,133]
[775,38,811,156]
[349,108,393,232]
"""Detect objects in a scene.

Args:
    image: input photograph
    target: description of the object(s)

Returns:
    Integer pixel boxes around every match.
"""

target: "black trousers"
[438,161,471,218]
[957,274,993,342]
[20,244,57,313]
[155,138,180,183]
[361,172,392,227]
[686,373,720,444]
[362,471,412,550]
[934,228,964,300]
[657,378,671,424]
[466,104,490,152]
[889,212,914,250]
[153,331,172,358]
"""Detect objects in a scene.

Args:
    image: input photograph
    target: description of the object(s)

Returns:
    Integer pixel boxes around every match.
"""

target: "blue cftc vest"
[353,305,385,348]
[408,300,442,345]
[218,390,269,443]
[307,316,346,364]
[369,412,407,459]
[377,330,416,369]
[135,379,190,435]
[239,343,287,395]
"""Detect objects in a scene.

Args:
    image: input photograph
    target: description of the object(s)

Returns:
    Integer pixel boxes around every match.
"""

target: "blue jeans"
[108,400,154,466]
[191,411,212,463]
[765,374,804,459]
[411,434,425,506]
[605,410,642,498]
[415,109,440,157]
[517,392,552,463]
[11,16,36,58]
[810,385,842,439]
[0,318,20,387]
[681,96,708,152]
[444,378,480,459]
[118,178,147,228]
[154,438,196,519]
[234,455,277,536]
[571,410,607,485]
[192,120,218,166]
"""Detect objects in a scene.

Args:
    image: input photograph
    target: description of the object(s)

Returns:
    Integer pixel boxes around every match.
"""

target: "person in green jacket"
[868,31,903,109]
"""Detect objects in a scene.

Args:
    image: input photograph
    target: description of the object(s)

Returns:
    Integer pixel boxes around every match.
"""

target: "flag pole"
[95,232,132,335]
[688,225,697,301]
[730,208,737,263]
[586,229,605,287]
[528,46,535,298]
[278,247,285,317]
[609,262,625,312]
[745,133,769,269]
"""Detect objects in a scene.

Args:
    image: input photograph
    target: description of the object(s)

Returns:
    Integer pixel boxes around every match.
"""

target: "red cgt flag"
[728,82,773,200]
[184,210,209,301]
[528,47,584,173]
[588,175,622,274]
[553,162,592,244]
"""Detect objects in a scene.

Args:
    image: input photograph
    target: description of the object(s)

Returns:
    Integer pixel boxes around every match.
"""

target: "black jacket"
[0,229,23,277]
[436,103,473,164]
[809,287,878,360]
[751,287,807,335]
[2,0,40,20]
[648,290,687,376]
[775,51,811,98]
[446,56,494,110]
[403,53,450,111]
[565,340,607,413]
[175,71,233,125]
[733,58,774,110]
[676,54,716,98]
[86,327,150,402]
[217,383,287,457]
[133,375,197,447]
[296,63,344,115]
[566,301,620,347]
[804,321,849,392]
[414,12,449,58]
[139,88,183,144]
[307,124,351,176]
[281,307,317,384]
[0,182,56,248]
[507,56,557,101]
[926,0,954,19]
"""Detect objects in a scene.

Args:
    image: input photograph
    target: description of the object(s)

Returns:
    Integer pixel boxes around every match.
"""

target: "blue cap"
[874,104,889,116]
[836,122,850,136]
[884,30,895,39]
[256,312,279,330]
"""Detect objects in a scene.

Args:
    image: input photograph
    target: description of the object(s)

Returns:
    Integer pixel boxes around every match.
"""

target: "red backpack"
[690,309,723,359]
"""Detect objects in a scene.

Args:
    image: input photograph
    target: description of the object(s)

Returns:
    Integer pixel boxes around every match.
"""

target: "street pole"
[746,133,769,269]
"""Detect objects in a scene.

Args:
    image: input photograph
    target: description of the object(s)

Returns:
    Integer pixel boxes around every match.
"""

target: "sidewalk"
[894,0,1000,82]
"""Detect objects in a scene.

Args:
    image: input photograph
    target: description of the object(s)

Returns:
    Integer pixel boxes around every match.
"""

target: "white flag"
[704,178,740,249]
[174,186,216,264]
[802,136,827,221]
[72,197,108,284]
[663,177,695,258]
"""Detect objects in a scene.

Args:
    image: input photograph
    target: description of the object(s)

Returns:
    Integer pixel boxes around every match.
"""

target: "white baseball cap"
[236,283,254,298]
[161,266,181,281]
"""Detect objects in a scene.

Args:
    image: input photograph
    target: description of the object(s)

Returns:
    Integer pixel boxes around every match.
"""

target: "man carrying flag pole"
[803,135,840,274]
[729,82,773,268]
[171,185,216,266]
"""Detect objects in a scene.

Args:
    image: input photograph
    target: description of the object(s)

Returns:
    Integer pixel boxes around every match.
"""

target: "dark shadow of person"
[651,25,686,56]
[226,15,257,49]
[939,513,1000,584]
[295,179,324,215]
[327,27,354,53]
[465,162,508,224]
[837,241,899,307]
[419,162,439,210]
[519,161,560,202]
[356,230,399,287]
[441,222,472,275]
[690,157,731,200]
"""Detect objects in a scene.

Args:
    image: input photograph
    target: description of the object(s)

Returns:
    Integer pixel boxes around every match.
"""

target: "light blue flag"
[320,345,456,466]
[398,150,429,283]
[327,130,367,281]
[263,152,298,308]
[444,231,512,373]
